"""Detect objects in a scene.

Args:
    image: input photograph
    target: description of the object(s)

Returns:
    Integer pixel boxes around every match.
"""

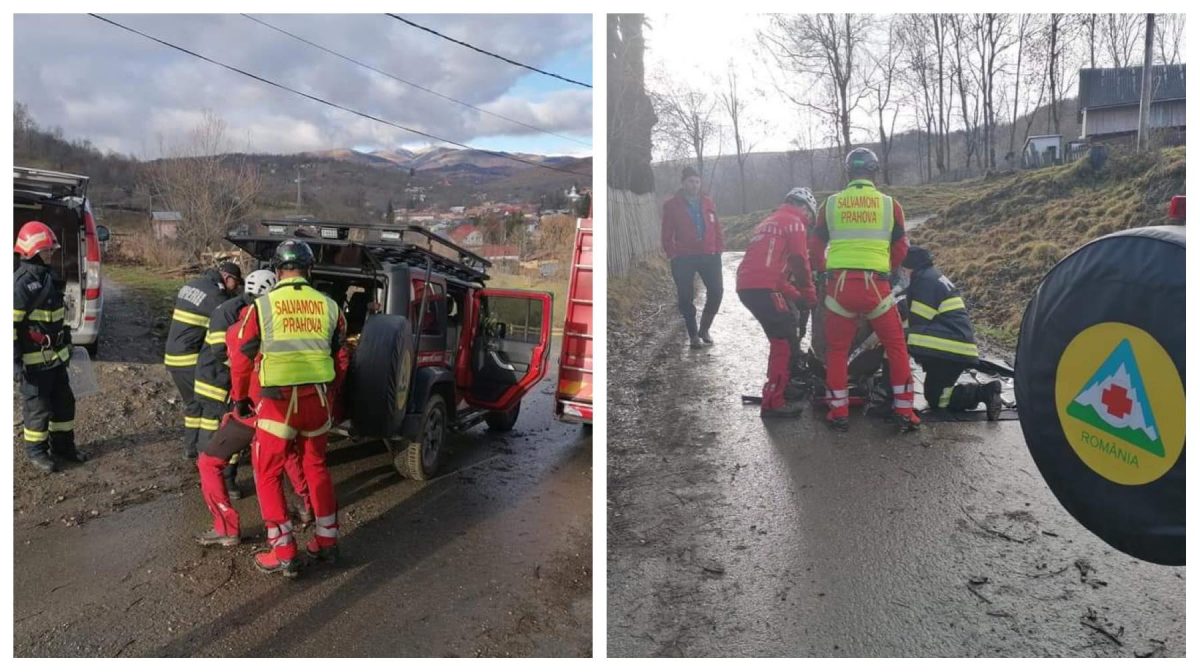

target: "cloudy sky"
[14,13,593,159]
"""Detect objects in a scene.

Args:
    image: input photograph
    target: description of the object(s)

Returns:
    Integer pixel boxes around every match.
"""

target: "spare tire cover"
[1016,225,1184,565]
[349,314,414,438]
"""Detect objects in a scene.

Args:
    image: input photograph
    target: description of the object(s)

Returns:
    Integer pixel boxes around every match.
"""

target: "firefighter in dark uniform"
[164,261,242,459]
[193,269,276,496]
[13,221,86,473]
[902,246,1002,419]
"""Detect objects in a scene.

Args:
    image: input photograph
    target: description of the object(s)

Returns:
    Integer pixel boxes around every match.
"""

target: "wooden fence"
[608,187,660,277]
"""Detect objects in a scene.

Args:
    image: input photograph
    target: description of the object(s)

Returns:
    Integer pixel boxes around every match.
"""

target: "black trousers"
[168,365,202,457]
[197,396,228,453]
[916,356,981,411]
[20,365,76,459]
[738,289,801,370]
[670,254,723,338]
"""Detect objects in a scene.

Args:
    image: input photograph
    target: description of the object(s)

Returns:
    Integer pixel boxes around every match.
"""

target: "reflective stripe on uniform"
[938,296,966,313]
[909,300,937,320]
[938,387,954,408]
[907,332,980,358]
[198,417,221,431]
[823,294,856,318]
[164,352,200,367]
[314,513,339,538]
[892,384,914,394]
[28,307,66,323]
[184,416,203,429]
[22,347,70,366]
[23,427,49,443]
[828,388,849,408]
[893,399,914,409]
[299,419,331,438]
[49,420,75,432]
[268,521,295,547]
[172,308,210,328]
[194,379,229,402]
[14,309,27,321]
[204,330,227,345]
[257,418,298,440]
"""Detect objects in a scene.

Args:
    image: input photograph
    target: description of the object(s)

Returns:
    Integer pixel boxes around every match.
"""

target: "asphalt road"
[13,279,592,657]
[607,251,1184,657]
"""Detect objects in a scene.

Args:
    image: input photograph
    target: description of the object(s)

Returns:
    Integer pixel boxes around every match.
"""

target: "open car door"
[460,289,553,411]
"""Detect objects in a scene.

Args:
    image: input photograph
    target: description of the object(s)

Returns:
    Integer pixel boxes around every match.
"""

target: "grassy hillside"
[914,146,1185,337]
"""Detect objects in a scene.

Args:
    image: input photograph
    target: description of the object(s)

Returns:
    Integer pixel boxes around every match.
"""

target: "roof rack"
[250,219,492,284]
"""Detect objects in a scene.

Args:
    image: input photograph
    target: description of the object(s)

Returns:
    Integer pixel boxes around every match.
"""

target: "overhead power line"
[387,14,592,89]
[241,14,589,148]
[88,14,590,178]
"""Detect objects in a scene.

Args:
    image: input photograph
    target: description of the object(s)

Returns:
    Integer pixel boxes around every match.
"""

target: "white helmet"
[785,187,818,215]
[244,269,277,297]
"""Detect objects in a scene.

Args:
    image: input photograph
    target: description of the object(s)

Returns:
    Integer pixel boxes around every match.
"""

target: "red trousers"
[252,386,338,561]
[197,447,310,538]
[823,271,916,420]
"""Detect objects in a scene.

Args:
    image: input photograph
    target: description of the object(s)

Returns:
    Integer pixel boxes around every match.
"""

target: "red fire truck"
[554,217,593,425]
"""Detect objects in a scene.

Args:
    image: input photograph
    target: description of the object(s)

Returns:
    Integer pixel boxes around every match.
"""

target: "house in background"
[447,223,484,248]
[150,211,182,240]
[1022,134,1064,169]
[1077,64,1186,143]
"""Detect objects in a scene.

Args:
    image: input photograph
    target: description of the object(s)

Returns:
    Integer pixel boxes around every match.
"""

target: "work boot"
[28,452,57,474]
[183,447,198,461]
[294,505,315,530]
[698,330,714,345]
[894,412,922,432]
[983,381,1003,421]
[254,550,300,578]
[826,413,849,433]
[194,529,240,548]
[305,538,340,564]
[689,336,704,349]
[51,447,89,463]
[761,402,803,419]
[225,473,243,501]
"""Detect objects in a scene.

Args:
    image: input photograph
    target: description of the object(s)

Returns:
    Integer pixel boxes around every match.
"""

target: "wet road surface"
[608,251,1184,657]
[14,279,592,657]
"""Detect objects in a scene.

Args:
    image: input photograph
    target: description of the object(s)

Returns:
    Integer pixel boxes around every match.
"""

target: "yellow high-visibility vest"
[825,180,895,274]
[255,278,338,387]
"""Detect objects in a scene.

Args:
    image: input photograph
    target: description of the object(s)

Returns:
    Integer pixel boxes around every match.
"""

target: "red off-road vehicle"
[228,219,553,480]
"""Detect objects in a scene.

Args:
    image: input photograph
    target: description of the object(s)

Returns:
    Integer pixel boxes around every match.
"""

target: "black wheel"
[393,394,447,481]
[349,315,414,438]
[485,402,520,431]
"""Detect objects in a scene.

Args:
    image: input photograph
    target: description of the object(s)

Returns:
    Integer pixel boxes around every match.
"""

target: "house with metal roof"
[1077,64,1185,141]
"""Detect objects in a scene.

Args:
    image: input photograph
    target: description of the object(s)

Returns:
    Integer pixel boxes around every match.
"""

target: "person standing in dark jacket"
[13,221,87,473]
[661,166,724,348]
[164,262,242,459]
[902,246,1002,420]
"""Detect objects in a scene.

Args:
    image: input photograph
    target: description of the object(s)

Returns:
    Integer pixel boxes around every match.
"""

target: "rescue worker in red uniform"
[812,148,920,432]
[164,262,242,458]
[14,221,87,473]
[230,240,349,577]
[736,188,820,418]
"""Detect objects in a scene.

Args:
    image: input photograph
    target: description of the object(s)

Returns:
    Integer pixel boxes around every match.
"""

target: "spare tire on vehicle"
[348,314,414,438]
[1016,226,1184,566]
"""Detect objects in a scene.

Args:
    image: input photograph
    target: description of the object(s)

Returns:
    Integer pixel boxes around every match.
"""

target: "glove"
[234,398,254,418]
[781,284,803,303]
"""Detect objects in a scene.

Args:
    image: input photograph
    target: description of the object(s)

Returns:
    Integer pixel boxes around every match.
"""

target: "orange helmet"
[14,221,59,259]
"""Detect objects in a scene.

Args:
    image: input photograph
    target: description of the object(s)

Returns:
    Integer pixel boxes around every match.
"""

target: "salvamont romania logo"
[1055,323,1184,486]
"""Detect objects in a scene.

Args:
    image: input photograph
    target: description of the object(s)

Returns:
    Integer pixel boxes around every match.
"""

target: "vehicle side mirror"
[95,225,111,242]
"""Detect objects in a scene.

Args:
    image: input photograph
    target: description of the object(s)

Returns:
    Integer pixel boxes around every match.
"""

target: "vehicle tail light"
[83,207,101,301]
[1168,195,1185,221]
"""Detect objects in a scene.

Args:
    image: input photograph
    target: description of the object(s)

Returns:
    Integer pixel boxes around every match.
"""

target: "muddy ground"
[13,278,592,657]
[607,251,1184,657]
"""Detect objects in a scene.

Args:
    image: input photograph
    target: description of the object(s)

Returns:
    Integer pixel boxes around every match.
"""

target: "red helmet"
[14,221,59,259]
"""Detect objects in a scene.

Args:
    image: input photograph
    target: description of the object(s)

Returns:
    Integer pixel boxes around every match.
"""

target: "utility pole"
[1137,14,1156,152]
[294,167,304,210]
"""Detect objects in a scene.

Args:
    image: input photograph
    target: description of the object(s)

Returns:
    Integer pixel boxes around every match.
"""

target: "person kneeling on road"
[901,246,1002,420]
[737,188,820,418]
[229,240,349,578]
[14,221,87,473]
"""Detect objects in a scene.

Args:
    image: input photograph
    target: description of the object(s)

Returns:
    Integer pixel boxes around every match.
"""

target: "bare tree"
[949,14,979,170]
[1008,14,1035,160]
[760,13,874,169]
[1154,14,1185,65]
[719,66,755,214]
[1103,14,1145,68]
[1079,14,1099,68]
[974,14,1014,169]
[1045,13,1069,136]
[608,14,657,195]
[144,111,261,261]
[650,76,719,182]
[865,16,904,183]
